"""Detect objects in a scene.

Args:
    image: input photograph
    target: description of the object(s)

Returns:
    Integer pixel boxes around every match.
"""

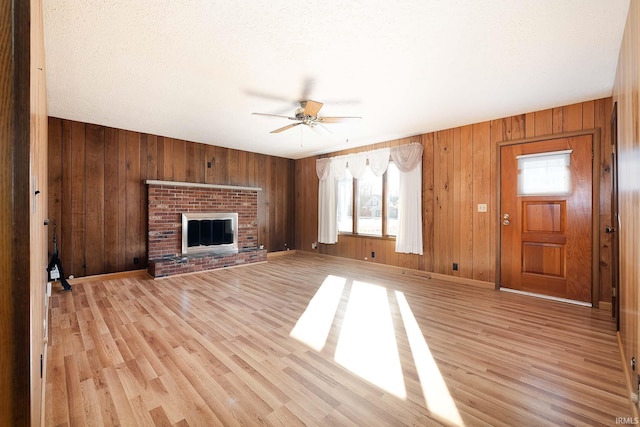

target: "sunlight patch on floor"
[334,281,406,399]
[395,291,464,426]
[289,275,346,351]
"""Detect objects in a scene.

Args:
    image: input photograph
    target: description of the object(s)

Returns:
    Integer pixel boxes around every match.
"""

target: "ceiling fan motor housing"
[295,107,313,121]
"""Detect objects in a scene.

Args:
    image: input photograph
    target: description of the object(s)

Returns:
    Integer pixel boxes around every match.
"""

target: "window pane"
[517,151,571,196]
[357,167,382,235]
[386,162,400,236]
[337,168,353,233]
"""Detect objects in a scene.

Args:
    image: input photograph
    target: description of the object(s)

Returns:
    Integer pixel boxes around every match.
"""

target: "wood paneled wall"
[613,0,640,406]
[0,0,49,425]
[295,98,613,304]
[48,118,295,278]
[30,0,49,425]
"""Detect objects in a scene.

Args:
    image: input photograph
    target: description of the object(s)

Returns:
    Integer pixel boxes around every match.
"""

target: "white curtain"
[316,158,337,244]
[346,153,368,179]
[391,144,423,255]
[316,143,423,254]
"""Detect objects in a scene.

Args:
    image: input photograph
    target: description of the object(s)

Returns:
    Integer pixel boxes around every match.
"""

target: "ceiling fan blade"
[252,112,297,120]
[271,122,302,133]
[303,100,323,118]
[317,116,362,123]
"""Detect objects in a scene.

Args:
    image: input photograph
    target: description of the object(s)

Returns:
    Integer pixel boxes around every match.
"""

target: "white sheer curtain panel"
[391,143,423,255]
[316,158,338,244]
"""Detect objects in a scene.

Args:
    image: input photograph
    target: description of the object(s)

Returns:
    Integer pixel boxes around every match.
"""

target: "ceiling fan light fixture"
[254,99,361,134]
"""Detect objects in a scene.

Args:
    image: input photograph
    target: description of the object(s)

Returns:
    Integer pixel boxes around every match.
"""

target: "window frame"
[339,161,398,239]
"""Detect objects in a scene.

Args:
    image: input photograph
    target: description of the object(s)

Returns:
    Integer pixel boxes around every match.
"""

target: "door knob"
[503,219,510,226]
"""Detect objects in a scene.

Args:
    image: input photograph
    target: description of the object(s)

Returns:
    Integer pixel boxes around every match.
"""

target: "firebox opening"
[187,219,234,247]
[182,213,238,255]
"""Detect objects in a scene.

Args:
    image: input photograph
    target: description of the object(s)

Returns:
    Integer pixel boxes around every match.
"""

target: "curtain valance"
[316,143,422,180]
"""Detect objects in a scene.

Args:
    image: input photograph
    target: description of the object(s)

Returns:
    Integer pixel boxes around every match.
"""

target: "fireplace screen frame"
[181,212,239,255]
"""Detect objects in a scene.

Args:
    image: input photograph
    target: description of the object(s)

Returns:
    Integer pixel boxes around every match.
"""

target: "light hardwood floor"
[46,253,632,426]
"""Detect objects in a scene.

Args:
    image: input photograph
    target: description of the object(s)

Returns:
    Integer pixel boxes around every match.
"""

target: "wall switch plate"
[477,203,488,212]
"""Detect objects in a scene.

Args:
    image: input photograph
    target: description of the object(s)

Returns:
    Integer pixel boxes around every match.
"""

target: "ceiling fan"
[252,100,361,134]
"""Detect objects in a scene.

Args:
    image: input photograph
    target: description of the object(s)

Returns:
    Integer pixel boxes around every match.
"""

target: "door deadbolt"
[503,213,510,220]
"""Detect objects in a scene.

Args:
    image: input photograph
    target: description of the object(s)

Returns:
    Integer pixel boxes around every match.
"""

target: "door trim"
[610,102,620,328]
[496,129,601,307]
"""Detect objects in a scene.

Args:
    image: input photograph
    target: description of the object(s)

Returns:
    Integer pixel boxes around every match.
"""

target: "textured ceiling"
[43,0,630,159]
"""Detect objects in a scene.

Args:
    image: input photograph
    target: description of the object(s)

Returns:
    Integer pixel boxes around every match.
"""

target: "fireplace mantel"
[145,179,262,192]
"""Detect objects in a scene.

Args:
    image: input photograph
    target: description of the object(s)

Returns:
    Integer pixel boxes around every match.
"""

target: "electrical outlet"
[311,242,318,249]
[453,263,459,271]
[371,251,375,258]
[133,257,139,265]
[477,203,487,213]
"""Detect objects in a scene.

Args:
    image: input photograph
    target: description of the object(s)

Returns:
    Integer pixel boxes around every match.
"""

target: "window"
[337,168,353,233]
[335,161,400,237]
[357,167,383,235]
[517,150,572,196]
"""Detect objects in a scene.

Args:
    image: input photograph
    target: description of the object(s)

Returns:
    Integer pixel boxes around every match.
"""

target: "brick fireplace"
[146,180,266,278]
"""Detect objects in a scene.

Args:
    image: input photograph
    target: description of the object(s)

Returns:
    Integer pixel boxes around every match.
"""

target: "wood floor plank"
[47,252,633,426]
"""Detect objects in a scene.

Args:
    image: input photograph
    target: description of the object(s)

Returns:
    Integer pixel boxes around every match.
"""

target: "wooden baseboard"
[64,269,150,285]
[298,251,495,289]
[267,249,297,259]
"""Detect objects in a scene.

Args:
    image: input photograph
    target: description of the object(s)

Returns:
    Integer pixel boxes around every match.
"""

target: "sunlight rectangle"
[289,275,345,351]
[396,291,464,426]
[335,281,406,399]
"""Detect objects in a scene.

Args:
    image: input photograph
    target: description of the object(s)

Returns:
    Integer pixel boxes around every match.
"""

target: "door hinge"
[613,287,617,298]
[612,144,616,155]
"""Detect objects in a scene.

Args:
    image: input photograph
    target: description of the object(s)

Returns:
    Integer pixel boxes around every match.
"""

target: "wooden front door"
[500,135,593,303]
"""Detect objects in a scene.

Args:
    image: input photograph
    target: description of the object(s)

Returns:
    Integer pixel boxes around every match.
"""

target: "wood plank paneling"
[612,0,640,408]
[421,133,434,272]
[472,121,491,282]
[70,121,86,276]
[172,139,186,183]
[103,127,119,273]
[295,98,614,305]
[125,131,141,271]
[434,129,454,274]
[48,118,62,251]
[84,124,105,275]
[47,118,296,277]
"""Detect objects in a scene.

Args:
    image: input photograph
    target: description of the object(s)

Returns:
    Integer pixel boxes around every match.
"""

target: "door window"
[517,150,572,196]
